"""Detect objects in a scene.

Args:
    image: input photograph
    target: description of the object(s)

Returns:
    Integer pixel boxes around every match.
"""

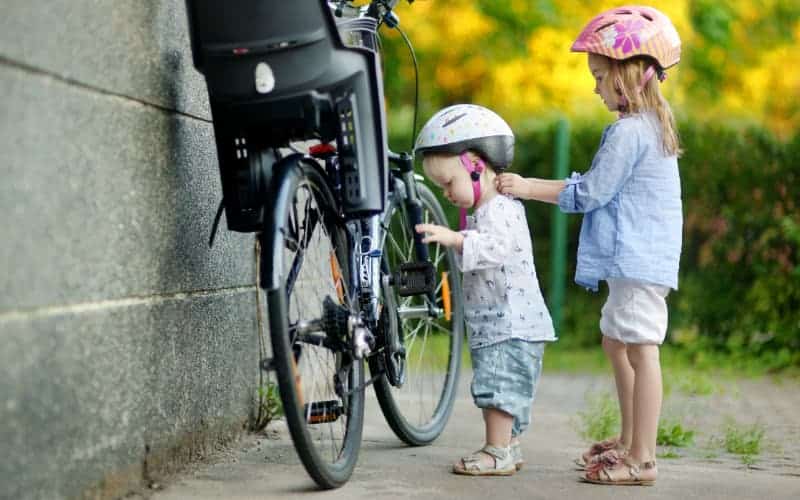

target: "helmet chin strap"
[458,152,485,230]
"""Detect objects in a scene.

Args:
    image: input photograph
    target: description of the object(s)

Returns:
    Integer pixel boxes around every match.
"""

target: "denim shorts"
[600,278,671,345]
[470,339,546,437]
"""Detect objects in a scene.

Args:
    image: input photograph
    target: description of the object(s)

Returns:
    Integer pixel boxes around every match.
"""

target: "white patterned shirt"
[457,194,556,349]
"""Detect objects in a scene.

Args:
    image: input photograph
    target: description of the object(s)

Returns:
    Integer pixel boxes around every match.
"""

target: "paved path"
[150,372,800,499]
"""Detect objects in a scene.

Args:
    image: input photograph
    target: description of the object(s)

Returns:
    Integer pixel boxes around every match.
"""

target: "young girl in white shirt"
[414,104,556,476]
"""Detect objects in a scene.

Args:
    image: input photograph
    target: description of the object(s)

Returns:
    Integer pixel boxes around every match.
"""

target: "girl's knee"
[626,344,660,369]
[602,335,626,356]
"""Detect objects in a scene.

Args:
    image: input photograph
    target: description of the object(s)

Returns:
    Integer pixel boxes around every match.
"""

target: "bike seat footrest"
[395,262,435,297]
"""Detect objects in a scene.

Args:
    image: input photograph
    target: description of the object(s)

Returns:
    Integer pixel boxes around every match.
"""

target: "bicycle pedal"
[304,400,343,424]
[394,262,436,297]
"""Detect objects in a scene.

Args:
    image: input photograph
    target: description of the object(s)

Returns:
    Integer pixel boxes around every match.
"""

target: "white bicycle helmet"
[414,104,515,170]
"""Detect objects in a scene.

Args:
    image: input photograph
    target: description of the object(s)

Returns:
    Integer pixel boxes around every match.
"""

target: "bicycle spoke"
[434,278,443,296]
[428,321,453,336]
[386,230,405,261]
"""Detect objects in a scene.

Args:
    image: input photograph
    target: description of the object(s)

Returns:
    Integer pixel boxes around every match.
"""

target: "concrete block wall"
[0,1,264,498]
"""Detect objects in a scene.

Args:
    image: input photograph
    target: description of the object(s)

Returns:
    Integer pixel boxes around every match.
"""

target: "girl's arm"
[416,212,515,272]
[502,120,640,213]
[415,223,464,253]
[495,173,565,204]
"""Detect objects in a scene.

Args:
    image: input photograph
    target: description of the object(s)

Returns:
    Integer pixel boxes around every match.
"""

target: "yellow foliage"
[387,0,799,135]
[396,0,493,51]
[734,45,800,138]
[480,27,598,120]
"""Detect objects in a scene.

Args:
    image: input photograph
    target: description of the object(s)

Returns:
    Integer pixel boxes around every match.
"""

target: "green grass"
[576,392,620,442]
[704,419,766,466]
[740,454,757,467]
[543,345,609,373]
[722,421,765,456]
[657,449,681,459]
[657,419,696,447]
[252,380,283,432]
[543,342,800,380]
[540,344,797,400]
[672,371,719,396]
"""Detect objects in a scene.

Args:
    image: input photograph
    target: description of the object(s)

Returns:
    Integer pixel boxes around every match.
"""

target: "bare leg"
[592,343,661,482]
[484,408,514,447]
[626,344,662,464]
[602,336,634,449]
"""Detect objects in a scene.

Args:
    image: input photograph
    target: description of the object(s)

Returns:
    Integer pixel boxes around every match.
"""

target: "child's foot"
[574,436,625,468]
[453,445,516,476]
[582,456,657,486]
[510,440,524,470]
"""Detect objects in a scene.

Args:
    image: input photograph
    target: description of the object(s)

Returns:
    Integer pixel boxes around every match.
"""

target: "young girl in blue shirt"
[496,6,683,486]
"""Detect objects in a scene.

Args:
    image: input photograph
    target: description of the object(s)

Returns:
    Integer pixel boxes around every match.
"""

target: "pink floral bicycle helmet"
[571,5,681,70]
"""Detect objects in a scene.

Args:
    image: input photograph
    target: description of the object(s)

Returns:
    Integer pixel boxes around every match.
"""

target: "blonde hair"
[608,56,682,157]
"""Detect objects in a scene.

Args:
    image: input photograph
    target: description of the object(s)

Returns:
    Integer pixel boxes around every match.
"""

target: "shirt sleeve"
[459,201,517,272]
[558,120,640,214]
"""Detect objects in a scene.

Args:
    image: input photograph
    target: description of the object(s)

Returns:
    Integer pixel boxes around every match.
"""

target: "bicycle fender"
[259,153,305,291]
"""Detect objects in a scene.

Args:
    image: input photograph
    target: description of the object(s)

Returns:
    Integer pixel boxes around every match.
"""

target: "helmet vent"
[615,9,632,15]
[595,22,616,33]
[442,113,467,128]
[641,13,654,21]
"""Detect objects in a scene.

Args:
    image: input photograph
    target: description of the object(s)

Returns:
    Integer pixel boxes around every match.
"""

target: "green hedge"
[399,120,800,369]
[675,123,800,369]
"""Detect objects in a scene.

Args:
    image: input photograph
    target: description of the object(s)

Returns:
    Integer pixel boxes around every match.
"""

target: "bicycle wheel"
[372,182,464,445]
[266,161,364,489]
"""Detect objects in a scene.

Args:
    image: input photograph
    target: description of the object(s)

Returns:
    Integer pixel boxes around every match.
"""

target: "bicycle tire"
[266,162,364,489]
[372,182,464,445]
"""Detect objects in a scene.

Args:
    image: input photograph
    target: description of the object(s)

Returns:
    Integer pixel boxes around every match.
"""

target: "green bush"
[677,123,800,368]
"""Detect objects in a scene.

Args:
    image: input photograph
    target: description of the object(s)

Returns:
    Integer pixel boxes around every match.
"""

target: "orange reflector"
[291,356,304,407]
[330,253,345,303]
[441,272,451,321]
[308,414,338,424]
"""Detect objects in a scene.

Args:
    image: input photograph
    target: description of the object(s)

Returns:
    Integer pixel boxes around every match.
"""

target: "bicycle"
[185,0,465,488]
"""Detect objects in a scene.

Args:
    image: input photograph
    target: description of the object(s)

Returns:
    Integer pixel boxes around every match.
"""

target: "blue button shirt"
[557,112,682,291]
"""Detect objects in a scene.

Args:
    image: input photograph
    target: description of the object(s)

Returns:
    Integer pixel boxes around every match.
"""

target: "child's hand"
[415,223,464,251]
[495,173,530,199]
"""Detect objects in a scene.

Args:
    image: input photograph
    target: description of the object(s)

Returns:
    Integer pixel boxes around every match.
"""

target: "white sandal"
[511,441,524,470]
[453,445,516,476]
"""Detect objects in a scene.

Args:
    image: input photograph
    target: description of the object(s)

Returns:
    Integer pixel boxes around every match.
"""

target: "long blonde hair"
[609,56,682,157]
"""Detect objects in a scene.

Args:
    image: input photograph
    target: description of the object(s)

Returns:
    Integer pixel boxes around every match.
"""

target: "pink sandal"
[573,437,622,468]
[581,453,657,486]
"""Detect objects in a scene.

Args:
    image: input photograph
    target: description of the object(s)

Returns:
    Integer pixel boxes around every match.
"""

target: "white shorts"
[600,278,671,345]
